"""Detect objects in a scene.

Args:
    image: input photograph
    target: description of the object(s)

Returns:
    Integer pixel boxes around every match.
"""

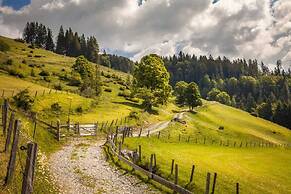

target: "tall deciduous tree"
[133,54,171,111]
[185,82,202,110]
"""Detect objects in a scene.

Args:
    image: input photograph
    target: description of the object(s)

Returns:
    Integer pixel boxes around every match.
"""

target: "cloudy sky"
[0,0,290,69]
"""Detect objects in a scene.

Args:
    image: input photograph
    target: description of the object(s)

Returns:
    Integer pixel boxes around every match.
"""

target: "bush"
[28,64,35,68]
[22,59,27,64]
[0,40,10,52]
[68,73,82,86]
[54,84,63,91]
[76,106,83,113]
[30,69,36,77]
[8,69,25,78]
[118,90,131,97]
[13,89,33,110]
[104,88,112,92]
[39,70,50,76]
[51,103,62,112]
[119,86,125,91]
[14,38,25,43]
[129,111,139,119]
[28,54,32,57]
[22,48,26,51]
[5,59,13,65]
[34,55,42,58]
[127,97,139,103]
[28,45,35,49]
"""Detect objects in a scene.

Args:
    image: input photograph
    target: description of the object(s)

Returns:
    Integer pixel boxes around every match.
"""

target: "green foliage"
[256,102,273,120]
[133,54,171,110]
[39,70,50,76]
[72,56,94,78]
[0,39,10,52]
[13,89,34,110]
[51,102,62,112]
[174,81,188,105]
[207,88,231,105]
[104,87,112,92]
[5,59,13,65]
[185,82,202,109]
[118,90,131,97]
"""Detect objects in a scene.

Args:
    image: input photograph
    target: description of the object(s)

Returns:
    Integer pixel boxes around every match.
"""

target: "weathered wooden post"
[138,145,141,162]
[171,159,175,174]
[211,173,217,194]
[118,142,122,156]
[2,89,5,97]
[4,111,15,152]
[236,183,239,194]
[149,154,154,178]
[2,99,9,136]
[57,120,60,141]
[153,154,157,171]
[205,172,211,194]
[32,114,37,139]
[5,119,20,185]
[158,131,161,139]
[175,164,178,185]
[42,90,45,96]
[147,130,150,137]
[21,142,38,194]
[139,128,142,137]
[189,165,195,183]
[95,122,98,135]
[34,91,38,99]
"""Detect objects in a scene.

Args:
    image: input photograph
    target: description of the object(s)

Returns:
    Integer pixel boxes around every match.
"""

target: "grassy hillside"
[123,102,291,194]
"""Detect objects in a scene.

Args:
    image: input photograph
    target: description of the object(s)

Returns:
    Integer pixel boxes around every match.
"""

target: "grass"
[122,101,291,194]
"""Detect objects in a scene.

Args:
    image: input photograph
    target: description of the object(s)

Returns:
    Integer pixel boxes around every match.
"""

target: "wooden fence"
[1,99,38,193]
[139,128,290,149]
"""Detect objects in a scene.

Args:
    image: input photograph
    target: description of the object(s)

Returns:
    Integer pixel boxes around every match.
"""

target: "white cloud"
[0,0,290,69]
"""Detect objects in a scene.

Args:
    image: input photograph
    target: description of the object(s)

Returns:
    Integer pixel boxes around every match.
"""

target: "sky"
[0,0,290,69]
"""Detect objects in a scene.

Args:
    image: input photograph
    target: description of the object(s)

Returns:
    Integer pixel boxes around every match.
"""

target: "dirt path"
[49,139,160,194]
[137,112,186,137]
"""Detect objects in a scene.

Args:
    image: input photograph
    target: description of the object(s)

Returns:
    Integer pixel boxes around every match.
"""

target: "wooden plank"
[21,143,38,194]
[4,111,15,153]
[5,119,20,185]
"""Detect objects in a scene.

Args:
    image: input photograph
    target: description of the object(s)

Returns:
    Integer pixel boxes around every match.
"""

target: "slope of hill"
[124,101,291,194]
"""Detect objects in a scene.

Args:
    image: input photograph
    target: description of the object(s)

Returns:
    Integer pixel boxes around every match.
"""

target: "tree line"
[166,52,291,129]
[23,22,134,72]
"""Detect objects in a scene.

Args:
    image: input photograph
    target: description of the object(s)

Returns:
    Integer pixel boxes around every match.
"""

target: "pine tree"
[80,34,87,57]
[86,36,99,63]
[45,28,55,51]
[72,32,81,57]
[35,23,47,48]
[56,26,66,54]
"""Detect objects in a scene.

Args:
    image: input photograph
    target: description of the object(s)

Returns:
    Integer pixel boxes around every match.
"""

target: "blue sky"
[2,0,31,10]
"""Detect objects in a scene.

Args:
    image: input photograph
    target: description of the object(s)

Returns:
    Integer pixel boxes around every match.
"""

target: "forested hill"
[163,52,291,130]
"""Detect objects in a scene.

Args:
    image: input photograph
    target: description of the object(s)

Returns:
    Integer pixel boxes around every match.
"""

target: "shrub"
[54,83,63,91]
[0,40,10,52]
[14,38,25,43]
[8,69,25,78]
[28,45,35,49]
[28,64,35,68]
[13,89,33,110]
[30,50,33,53]
[28,54,32,57]
[22,59,27,64]
[127,97,139,103]
[30,69,36,77]
[104,88,112,92]
[5,59,13,65]
[76,106,83,113]
[34,55,42,58]
[118,90,131,97]
[51,103,62,112]
[119,86,125,91]
[68,73,82,86]
[129,111,139,119]
[44,76,51,82]
[39,70,50,76]
[22,48,26,51]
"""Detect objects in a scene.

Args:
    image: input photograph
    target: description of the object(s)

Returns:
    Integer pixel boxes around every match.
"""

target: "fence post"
[175,164,178,185]
[211,172,217,194]
[149,154,153,178]
[171,159,175,174]
[139,128,142,137]
[77,122,80,135]
[21,142,38,194]
[2,99,9,136]
[190,165,195,183]
[138,145,141,162]
[57,120,60,141]
[5,119,20,185]
[118,142,122,156]
[2,89,5,97]
[188,136,190,142]
[4,111,15,152]
[158,131,161,139]
[236,183,239,194]
[95,122,98,135]
[147,130,150,137]
[32,114,37,139]
[34,91,38,99]
[205,172,211,194]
